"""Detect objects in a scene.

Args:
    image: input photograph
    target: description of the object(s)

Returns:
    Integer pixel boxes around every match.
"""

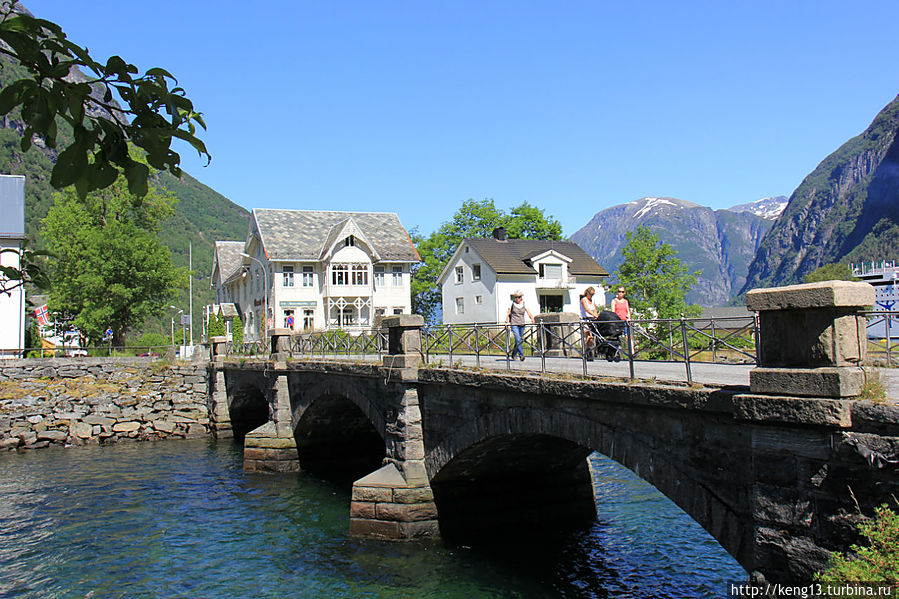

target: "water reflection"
[0,441,744,598]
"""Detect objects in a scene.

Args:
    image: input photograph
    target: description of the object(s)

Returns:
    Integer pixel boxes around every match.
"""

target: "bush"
[208,313,226,337]
[817,503,899,583]
[135,332,168,348]
[232,316,243,344]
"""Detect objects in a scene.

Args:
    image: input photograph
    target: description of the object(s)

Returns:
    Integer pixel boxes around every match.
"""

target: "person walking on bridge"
[507,291,534,361]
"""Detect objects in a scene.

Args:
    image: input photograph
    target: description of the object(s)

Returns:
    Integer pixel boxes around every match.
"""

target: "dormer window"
[539,263,562,279]
[345,236,355,247]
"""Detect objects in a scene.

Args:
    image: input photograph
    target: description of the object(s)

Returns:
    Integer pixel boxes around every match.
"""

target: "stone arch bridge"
[204,280,898,584]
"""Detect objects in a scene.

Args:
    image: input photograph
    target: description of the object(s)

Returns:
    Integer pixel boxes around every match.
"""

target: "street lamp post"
[240,252,269,341]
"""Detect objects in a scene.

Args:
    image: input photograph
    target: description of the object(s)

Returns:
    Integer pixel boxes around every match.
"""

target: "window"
[345,235,355,247]
[475,295,483,305]
[392,266,402,286]
[455,266,464,284]
[302,309,314,331]
[455,297,464,314]
[302,265,314,287]
[341,307,355,326]
[472,263,481,280]
[331,264,349,286]
[282,265,294,287]
[283,309,295,329]
[351,264,368,286]
[539,294,564,313]
[539,263,562,279]
[374,266,385,288]
[393,308,403,315]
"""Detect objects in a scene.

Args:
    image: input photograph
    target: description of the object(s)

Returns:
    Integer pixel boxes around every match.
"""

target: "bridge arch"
[224,371,271,442]
[288,375,388,485]
[424,402,752,569]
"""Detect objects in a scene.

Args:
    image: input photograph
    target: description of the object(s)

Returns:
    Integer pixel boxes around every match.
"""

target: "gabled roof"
[252,209,419,262]
[318,217,381,261]
[464,239,608,276]
[212,241,245,284]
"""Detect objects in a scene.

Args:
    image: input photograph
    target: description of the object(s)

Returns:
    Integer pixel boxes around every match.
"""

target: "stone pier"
[350,316,440,540]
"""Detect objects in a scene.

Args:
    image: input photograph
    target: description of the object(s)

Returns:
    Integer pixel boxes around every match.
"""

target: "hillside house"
[439,228,609,325]
[211,209,419,340]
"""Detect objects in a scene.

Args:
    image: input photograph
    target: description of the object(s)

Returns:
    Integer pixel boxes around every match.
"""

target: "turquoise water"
[0,440,745,598]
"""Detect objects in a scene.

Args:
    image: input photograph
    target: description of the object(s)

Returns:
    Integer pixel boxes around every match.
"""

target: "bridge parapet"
[748,280,874,398]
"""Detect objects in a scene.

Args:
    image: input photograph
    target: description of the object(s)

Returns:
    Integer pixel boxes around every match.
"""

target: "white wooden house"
[211,209,419,340]
[438,228,608,325]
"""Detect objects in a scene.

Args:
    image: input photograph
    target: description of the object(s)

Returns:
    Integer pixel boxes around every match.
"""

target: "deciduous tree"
[42,178,184,345]
[614,225,700,319]
[411,199,563,322]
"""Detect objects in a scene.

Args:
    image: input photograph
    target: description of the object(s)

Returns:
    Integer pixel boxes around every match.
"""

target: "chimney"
[492,226,507,241]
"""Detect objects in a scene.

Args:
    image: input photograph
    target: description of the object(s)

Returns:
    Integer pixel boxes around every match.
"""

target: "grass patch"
[859,369,888,403]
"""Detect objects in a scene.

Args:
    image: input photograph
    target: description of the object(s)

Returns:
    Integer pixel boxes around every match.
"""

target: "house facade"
[0,175,26,358]
[212,209,419,340]
[438,228,608,325]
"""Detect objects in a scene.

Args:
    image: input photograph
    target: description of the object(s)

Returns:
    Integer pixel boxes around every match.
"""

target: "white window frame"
[351,264,369,286]
[455,297,464,314]
[302,265,314,287]
[374,266,385,288]
[331,264,349,286]
[283,265,294,287]
[455,266,464,284]
[472,263,481,281]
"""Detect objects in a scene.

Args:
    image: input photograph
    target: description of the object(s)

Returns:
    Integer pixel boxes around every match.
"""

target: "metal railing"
[289,329,388,360]
[861,310,898,367]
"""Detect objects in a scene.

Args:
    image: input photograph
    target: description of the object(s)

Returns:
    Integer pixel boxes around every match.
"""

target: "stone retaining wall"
[0,358,211,451]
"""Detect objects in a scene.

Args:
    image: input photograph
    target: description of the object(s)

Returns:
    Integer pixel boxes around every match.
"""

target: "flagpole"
[189,242,194,349]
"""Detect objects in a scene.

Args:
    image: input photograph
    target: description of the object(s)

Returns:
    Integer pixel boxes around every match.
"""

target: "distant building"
[438,228,609,325]
[0,175,26,357]
[211,209,419,339]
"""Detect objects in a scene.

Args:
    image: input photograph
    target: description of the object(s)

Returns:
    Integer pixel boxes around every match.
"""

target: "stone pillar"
[208,367,233,439]
[746,280,874,398]
[209,336,227,362]
[243,373,299,472]
[381,315,423,381]
[534,312,580,357]
[349,387,439,540]
[269,328,292,364]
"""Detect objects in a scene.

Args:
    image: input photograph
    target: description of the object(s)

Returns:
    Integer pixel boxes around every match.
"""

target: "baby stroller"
[592,311,625,362]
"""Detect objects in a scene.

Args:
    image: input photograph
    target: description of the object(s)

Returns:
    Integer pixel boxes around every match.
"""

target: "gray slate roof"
[253,209,419,262]
[213,241,245,283]
[466,239,608,276]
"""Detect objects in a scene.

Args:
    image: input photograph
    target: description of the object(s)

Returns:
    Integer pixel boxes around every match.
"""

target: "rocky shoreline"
[0,358,211,451]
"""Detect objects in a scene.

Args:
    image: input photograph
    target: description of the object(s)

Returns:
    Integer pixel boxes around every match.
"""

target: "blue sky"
[24,0,899,237]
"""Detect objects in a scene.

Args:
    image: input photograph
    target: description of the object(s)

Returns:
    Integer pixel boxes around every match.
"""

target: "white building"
[438,228,609,325]
[0,175,26,358]
[212,209,419,339]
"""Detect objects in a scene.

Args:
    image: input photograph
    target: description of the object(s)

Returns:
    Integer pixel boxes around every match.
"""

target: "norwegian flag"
[34,305,50,327]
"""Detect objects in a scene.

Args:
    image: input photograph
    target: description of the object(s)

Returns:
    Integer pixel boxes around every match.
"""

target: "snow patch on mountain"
[728,196,788,220]
[633,197,679,220]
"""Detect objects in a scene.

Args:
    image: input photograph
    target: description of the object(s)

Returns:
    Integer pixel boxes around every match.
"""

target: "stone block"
[69,422,93,439]
[350,501,377,519]
[112,421,141,433]
[746,281,875,311]
[749,367,864,398]
[397,520,440,539]
[0,437,21,449]
[348,518,402,539]
[392,486,435,504]
[375,502,438,522]
[82,415,116,426]
[153,420,176,434]
[351,486,393,503]
[734,394,852,427]
[247,436,296,450]
[37,430,67,442]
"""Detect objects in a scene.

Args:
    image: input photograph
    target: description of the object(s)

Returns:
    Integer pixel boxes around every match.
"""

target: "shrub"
[817,503,899,583]
[208,312,226,337]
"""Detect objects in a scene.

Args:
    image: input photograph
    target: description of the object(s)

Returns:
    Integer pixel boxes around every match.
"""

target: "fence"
[862,310,898,366]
